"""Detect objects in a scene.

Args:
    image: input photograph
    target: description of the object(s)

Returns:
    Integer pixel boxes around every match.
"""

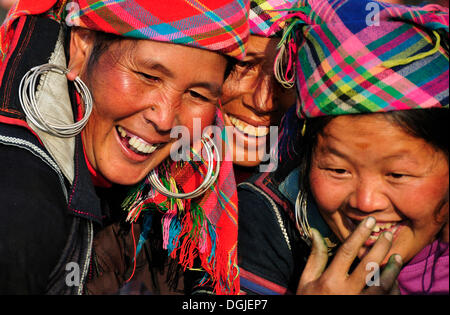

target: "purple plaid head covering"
[275,0,449,118]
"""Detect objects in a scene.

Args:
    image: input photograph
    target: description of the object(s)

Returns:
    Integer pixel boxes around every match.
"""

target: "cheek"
[395,176,449,226]
[87,58,152,120]
[222,73,257,103]
[222,79,242,103]
[309,167,345,216]
[179,104,217,139]
[309,169,353,241]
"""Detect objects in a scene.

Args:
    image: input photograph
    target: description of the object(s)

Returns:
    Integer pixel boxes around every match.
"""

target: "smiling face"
[309,114,449,264]
[69,30,227,185]
[221,35,295,167]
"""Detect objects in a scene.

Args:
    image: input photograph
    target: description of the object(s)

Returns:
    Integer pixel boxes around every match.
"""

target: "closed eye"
[138,72,160,82]
[324,168,352,179]
[387,173,409,179]
[188,90,211,102]
[237,60,257,70]
[328,168,348,174]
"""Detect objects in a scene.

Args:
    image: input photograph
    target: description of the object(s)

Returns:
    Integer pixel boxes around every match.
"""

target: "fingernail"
[394,254,402,265]
[365,217,376,229]
[383,231,393,241]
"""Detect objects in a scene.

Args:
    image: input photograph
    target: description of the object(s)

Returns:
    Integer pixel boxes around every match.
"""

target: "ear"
[67,28,95,81]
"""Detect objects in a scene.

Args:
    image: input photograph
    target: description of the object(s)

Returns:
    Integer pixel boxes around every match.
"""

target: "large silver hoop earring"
[295,190,339,255]
[147,134,220,199]
[19,63,93,138]
[295,190,312,246]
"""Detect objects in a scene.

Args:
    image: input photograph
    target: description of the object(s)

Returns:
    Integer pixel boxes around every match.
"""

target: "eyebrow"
[321,143,420,166]
[246,52,265,58]
[140,59,222,97]
[320,145,350,160]
[242,52,266,63]
[380,152,420,165]
[191,82,222,98]
[141,60,175,78]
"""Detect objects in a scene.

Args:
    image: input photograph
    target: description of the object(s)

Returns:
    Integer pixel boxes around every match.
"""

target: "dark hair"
[85,29,237,80]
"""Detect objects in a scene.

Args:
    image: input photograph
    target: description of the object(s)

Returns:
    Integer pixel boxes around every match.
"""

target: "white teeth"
[137,142,146,152]
[129,136,158,154]
[376,223,394,230]
[228,115,269,137]
[117,126,159,155]
[119,127,127,138]
[371,222,397,233]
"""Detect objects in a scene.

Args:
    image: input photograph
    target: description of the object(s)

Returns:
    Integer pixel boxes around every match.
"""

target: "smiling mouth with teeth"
[117,126,163,155]
[366,222,404,243]
[345,217,406,246]
[227,114,270,138]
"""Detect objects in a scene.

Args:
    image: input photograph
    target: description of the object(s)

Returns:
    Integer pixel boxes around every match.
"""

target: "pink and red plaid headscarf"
[0,0,247,294]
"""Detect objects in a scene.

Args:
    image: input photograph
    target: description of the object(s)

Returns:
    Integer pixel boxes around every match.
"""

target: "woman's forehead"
[317,115,437,160]
[109,39,227,82]
[246,35,279,58]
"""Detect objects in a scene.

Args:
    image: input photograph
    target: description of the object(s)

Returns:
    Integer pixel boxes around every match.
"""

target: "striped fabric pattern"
[240,268,290,295]
[123,109,240,294]
[249,0,298,37]
[1,0,250,61]
[67,0,250,60]
[287,0,449,118]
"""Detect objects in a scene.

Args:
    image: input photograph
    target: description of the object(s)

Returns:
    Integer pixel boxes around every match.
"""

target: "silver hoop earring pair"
[19,63,93,138]
[295,189,312,246]
[148,134,221,200]
[295,189,339,254]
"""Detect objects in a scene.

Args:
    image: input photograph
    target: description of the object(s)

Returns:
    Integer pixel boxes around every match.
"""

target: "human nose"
[348,177,390,214]
[143,91,179,133]
[245,75,276,115]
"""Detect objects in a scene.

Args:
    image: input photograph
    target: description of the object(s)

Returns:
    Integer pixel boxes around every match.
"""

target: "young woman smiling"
[220,0,297,182]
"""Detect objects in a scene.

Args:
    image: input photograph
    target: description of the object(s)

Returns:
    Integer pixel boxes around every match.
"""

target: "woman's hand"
[297,217,403,295]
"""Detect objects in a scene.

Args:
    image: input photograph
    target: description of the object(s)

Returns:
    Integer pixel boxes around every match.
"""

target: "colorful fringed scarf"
[122,109,239,295]
[0,0,243,294]
[1,0,250,61]
[275,0,449,118]
[249,0,298,37]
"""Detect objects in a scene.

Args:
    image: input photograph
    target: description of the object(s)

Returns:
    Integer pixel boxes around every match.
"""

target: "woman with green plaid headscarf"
[237,0,448,295]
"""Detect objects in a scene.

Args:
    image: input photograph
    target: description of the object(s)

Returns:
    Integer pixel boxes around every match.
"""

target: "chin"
[108,174,145,186]
[231,144,266,168]
[100,166,148,186]
[233,157,262,168]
